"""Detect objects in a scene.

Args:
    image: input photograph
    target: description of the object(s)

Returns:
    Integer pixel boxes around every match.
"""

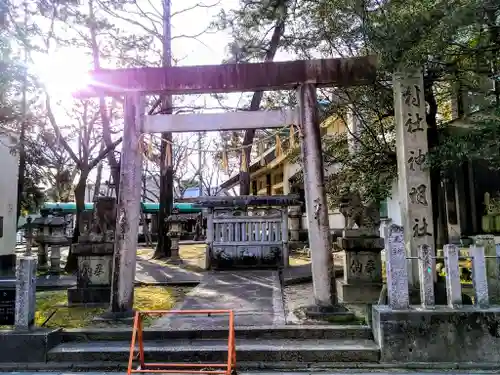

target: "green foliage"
[429,107,500,171]
[220,0,500,207]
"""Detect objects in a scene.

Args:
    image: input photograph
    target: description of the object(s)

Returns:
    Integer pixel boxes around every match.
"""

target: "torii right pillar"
[297,83,336,306]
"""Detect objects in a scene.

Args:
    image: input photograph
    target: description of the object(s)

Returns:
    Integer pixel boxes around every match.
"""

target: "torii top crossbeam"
[74,56,377,98]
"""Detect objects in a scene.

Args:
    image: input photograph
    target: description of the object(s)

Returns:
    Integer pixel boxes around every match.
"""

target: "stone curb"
[1,361,500,372]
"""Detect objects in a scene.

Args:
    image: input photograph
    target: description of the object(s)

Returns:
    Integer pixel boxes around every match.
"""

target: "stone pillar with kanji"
[394,70,435,287]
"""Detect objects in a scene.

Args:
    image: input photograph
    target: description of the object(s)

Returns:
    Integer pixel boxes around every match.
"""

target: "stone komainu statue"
[339,191,381,234]
[92,197,117,235]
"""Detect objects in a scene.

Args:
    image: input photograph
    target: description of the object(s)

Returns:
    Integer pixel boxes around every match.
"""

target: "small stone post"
[474,235,499,303]
[297,83,334,306]
[14,255,37,330]
[386,224,409,310]
[443,244,462,308]
[470,244,489,307]
[417,244,434,308]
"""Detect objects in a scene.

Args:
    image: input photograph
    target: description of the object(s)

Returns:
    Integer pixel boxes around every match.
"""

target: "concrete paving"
[151,270,285,329]
[1,248,319,290]
[0,247,204,289]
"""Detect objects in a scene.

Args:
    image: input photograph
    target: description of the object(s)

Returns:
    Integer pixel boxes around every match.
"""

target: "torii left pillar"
[109,94,144,316]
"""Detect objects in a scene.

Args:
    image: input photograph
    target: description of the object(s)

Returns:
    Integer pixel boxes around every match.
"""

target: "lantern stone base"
[37,250,49,272]
[335,235,384,305]
[96,309,136,322]
[67,243,113,306]
[336,279,383,304]
[67,286,111,306]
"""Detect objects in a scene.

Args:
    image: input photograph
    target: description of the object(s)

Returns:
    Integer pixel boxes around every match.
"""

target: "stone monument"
[393,70,435,286]
[335,191,384,304]
[14,254,37,330]
[67,197,116,305]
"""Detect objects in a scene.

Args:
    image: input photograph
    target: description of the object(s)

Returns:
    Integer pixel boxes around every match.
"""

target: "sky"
[27,0,289,194]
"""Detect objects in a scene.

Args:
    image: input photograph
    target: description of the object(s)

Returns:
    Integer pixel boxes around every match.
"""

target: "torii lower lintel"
[73,56,377,98]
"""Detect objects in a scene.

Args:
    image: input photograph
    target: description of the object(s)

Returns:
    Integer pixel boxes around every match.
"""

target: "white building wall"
[0,134,19,257]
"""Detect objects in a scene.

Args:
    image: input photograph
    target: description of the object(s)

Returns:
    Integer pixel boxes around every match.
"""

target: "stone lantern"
[288,205,302,245]
[166,208,188,263]
[32,214,51,271]
[23,217,34,256]
[46,216,69,273]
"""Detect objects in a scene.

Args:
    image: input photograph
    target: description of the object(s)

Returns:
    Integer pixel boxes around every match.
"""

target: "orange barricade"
[127,310,236,375]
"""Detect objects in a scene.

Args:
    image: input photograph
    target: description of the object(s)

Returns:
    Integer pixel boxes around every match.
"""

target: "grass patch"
[289,251,311,266]
[35,286,187,328]
[137,245,206,272]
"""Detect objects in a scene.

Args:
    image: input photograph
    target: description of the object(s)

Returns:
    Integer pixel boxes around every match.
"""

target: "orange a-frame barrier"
[127,310,236,375]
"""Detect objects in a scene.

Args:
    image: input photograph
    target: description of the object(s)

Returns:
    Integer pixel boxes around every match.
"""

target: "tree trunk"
[424,74,448,249]
[238,3,287,194]
[88,0,121,196]
[93,160,103,201]
[65,172,89,273]
[16,21,28,225]
[153,0,173,259]
[16,126,26,225]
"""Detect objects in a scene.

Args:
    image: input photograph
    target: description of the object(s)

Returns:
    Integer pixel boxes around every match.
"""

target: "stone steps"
[47,338,380,364]
[45,325,380,369]
[59,325,374,342]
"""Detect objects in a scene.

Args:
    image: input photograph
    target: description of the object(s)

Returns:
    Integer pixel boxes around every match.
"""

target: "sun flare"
[32,51,92,98]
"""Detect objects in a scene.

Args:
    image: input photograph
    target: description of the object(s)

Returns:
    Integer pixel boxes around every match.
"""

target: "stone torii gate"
[75,57,377,315]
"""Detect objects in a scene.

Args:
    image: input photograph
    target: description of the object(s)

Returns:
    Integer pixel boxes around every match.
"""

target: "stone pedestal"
[68,197,116,306]
[68,242,114,306]
[336,235,384,304]
[15,255,37,330]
